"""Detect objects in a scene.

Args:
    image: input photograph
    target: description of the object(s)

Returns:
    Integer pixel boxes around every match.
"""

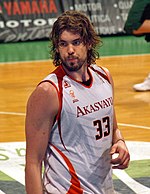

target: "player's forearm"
[25,164,43,194]
[112,128,125,144]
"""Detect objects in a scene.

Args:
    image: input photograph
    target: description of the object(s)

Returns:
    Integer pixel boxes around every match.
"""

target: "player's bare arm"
[25,82,59,194]
[103,67,130,169]
[133,20,150,35]
[110,110,130,169]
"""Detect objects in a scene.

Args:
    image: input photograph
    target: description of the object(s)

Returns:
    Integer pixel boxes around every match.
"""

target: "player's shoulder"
[27,81,57,105]
[92,64,114,87]
[36,81,58,100]
[90,64,110,73]
[101,66,112,79]
[91,64,111,79]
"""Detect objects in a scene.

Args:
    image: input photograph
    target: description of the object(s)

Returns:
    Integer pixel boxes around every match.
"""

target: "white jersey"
[42,64,114,194]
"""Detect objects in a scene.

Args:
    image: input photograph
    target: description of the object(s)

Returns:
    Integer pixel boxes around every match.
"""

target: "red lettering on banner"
[13,2,21,15]
[32,1,40,14]
[3,2,11,16]
[49,0,57,13]
[20,2,31,14]
[39,1,49,14]
[3,0,57,15]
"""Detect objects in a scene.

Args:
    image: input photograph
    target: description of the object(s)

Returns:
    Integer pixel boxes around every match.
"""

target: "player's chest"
[62,79,113,117]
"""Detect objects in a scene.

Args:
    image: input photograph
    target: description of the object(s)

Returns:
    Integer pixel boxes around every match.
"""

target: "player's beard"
[61,56,87,72]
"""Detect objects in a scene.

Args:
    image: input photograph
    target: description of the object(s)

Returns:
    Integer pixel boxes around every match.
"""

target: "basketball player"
[25,11,130,194]
[124,0,150,91]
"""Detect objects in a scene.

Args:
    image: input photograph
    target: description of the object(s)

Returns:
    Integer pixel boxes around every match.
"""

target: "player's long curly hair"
[49,10,102,66]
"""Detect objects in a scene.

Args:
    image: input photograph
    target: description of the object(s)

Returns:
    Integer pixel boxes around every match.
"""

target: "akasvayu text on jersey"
[76,96,113,117]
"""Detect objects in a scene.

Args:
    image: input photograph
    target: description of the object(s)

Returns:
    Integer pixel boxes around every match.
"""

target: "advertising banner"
[0,0,134,42]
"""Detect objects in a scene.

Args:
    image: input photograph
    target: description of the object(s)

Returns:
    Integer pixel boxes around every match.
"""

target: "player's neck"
[64,64,90,82]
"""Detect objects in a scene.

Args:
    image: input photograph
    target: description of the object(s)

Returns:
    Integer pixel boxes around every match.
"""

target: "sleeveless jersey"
[42,64,114,194]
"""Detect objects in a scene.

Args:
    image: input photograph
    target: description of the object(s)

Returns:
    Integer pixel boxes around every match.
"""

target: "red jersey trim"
[90,66,111,84]
[51,144,83,194]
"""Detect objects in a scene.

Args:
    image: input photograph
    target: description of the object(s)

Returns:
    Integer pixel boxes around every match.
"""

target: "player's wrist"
[114,138,125,144]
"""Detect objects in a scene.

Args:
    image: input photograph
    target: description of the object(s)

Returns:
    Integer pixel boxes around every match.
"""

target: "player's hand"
[110,140,130,169]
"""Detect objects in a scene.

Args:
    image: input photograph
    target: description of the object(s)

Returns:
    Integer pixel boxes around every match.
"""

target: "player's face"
[57,30,90,72]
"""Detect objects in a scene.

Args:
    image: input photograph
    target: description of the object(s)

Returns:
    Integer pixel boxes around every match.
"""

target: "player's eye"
[58,41,68,47]
[72,39,82,46]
